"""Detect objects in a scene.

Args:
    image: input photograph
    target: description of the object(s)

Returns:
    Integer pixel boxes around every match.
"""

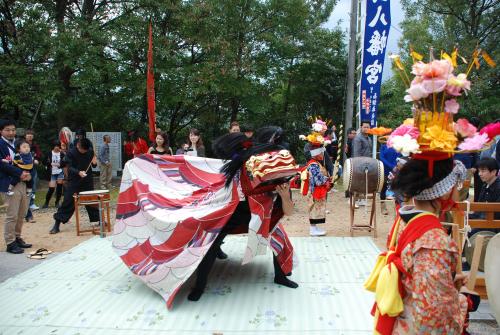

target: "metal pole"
[343,0,358,163]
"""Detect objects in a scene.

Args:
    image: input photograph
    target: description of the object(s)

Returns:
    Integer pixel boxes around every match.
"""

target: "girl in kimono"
[376,155,476,334]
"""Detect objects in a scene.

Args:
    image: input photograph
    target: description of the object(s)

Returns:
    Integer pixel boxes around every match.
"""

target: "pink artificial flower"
[411,62,426,76]
[421,78,448,94]
[312,119,327,132]
[388,125,420,147]
[458,133,489,151]
[446,73,471,96]
[410,76,423,86]
[405,83,430,101]
[445,84,462,97]
[416,59,453,80]
[454,118,477,138]
[479,122,500,141]
[444,99,459,114]
[391,124,420,138]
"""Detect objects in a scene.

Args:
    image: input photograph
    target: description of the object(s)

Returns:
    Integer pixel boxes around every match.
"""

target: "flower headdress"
[308,116,332,133]
[384,48,497,162]
[299,116,332,156]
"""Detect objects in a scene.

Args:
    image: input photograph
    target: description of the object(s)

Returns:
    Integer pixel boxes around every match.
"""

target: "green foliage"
[0,0,345,161]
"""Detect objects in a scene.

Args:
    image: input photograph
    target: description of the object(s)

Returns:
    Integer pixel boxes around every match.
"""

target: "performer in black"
[49,138,100,234]
[187,127,298,302]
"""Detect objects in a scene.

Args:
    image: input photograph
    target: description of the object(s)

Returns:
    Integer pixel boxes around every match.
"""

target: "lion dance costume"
[112,126,299,308]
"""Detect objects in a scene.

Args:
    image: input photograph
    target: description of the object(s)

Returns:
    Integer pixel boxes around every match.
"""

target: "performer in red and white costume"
[113,126,299,308]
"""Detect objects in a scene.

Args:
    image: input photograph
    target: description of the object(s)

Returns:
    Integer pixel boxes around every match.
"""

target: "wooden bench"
[452,202,500,299]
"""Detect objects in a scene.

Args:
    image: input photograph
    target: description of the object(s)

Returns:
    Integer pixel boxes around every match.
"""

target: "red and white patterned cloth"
[112,154,294,309]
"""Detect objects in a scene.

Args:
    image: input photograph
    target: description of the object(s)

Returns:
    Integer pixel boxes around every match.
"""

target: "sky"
[324,0,405,81]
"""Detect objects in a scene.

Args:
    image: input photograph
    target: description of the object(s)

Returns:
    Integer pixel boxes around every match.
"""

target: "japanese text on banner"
[359,0,391,127]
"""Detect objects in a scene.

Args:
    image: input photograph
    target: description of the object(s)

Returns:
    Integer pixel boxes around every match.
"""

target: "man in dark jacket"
[0,119,32,254]
[473,158,500,221]
[50,138,100,234]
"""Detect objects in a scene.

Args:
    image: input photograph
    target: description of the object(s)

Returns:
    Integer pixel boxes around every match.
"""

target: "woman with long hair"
[42,140,65,209]
[185,128,205,157]
[148,132,172,155]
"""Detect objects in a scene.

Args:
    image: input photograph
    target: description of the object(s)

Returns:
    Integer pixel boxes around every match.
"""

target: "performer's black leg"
[55,184,63,206]
[85,205,100,223]
[44,187,55,207]
[53,183,78,224]
[80,180,100,223]
[216,244,228,259]
[273,255,298,288]
[188,232,228,301]
[49,220,61,234]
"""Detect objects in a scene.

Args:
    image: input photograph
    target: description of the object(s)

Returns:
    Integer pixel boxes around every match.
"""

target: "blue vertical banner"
[359,0,391,127]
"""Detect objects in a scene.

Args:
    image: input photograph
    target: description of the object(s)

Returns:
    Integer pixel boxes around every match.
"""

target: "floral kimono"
[305,159,330,224]
[392,210,468,334]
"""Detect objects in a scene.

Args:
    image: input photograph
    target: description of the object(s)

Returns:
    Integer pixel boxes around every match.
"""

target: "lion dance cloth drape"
[112,154,294,309]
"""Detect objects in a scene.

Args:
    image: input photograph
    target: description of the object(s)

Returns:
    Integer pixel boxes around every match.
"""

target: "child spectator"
[229,121,240,133]
[176,142,189,155]
[42,140,65,208]
[4,141,34,196]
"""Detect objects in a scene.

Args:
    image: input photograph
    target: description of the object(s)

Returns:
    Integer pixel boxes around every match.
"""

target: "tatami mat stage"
[0,236,379,334]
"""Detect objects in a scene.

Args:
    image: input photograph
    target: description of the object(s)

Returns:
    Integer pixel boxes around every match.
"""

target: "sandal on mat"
[29,248,52,256]
[27,252,46,260]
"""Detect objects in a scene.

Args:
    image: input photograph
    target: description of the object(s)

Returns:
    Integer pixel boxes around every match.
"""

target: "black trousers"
[53,178,99,223]
[380,175,388,200]
[192,201,287,291]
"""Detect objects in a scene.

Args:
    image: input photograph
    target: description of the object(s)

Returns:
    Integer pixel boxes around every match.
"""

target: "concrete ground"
[0,251,59,283]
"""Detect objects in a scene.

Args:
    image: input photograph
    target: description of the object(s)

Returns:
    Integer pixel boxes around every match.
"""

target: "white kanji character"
[367,30,387,56]
[368,5,388,27]
[365,60,382,85]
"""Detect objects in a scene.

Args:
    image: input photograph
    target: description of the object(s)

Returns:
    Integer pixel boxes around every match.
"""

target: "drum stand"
[349,193,377,237]
[73,192,111,237]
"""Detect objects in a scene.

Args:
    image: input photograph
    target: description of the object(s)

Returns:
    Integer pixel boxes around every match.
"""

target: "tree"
[0,0,346,162]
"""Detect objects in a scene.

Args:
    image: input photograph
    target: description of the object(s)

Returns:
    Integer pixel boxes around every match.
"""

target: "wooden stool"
[73,190,111,237]
[349,193,377,238]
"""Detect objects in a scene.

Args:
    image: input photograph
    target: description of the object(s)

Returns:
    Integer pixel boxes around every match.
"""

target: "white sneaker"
[30,204,40,211]
[325,210,331,214]
[347,199,360,209]
[310,226,326,237]
[356,199,367,207]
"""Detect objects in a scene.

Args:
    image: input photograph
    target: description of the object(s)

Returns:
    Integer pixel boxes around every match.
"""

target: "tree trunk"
[54,0,73,128]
